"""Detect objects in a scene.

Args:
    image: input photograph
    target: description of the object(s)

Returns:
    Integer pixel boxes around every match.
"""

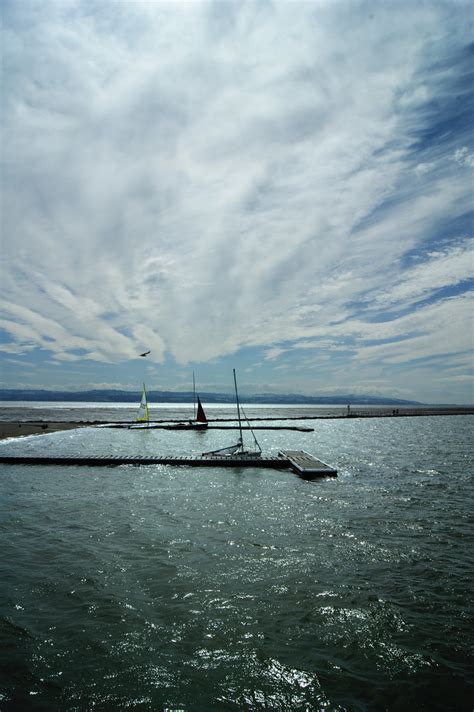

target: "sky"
[1,0,473,404]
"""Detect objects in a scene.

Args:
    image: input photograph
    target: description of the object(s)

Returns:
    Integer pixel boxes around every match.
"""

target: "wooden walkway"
[0,450,337,478]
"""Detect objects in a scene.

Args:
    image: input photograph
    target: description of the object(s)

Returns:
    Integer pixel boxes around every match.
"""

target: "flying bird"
[139,350,150,357]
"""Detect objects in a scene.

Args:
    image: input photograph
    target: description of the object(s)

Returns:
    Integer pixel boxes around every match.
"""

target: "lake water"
[0,408,472,710]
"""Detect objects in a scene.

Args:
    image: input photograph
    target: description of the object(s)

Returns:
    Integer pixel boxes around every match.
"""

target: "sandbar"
[0,422,88,440]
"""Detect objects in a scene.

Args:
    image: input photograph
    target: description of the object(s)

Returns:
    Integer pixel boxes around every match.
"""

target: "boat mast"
[233,368,243,447]
[143,382,150,427]
[193,371,196,420]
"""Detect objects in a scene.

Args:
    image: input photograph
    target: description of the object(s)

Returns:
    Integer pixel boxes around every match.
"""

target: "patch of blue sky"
[350,192,404,235]
[1,348,47,372]
[349,158,466,240]
[377,55,474,234]
[388,349,473,370]
[0,328,15,345]
[356,282,472,325]
[99,312,123,323]
[355,309,399,325]
[69,347,91,356]
[415,280,474,305]
[398,213,473,270]
[408,45,474,154]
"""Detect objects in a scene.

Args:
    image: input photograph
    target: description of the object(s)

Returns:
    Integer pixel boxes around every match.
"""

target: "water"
[0,410,472,710]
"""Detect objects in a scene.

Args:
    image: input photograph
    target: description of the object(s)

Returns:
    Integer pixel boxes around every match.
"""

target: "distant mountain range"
[0,388,422,406]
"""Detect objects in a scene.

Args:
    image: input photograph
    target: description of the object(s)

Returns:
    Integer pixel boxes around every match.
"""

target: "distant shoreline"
[0,407,472,440]
[0,389,426,406]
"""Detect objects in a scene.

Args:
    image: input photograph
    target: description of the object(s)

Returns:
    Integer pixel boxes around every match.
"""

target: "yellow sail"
[136,383,149,422]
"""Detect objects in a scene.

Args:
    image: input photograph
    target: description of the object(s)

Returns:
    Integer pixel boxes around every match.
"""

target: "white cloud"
[370,240,473,310]
[452,147,474,168]
[264,347,288,361]
[415,162,436,176]
[351,293,473,365]
[0,0,472,402]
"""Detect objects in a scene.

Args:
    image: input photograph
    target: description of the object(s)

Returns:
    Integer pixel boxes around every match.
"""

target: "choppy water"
[0,410,472,711]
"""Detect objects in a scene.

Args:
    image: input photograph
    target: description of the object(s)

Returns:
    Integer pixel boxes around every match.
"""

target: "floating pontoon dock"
[0,450,337,478]
[278,450,337,477]
[98,423,314,431]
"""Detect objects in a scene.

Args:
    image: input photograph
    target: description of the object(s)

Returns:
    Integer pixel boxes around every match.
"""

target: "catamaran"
[129,383,150,429]
[202,369,261,458]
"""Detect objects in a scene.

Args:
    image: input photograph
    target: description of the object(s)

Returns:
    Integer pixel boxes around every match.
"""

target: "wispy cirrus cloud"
[1,0,472,402]
[368,240,473,310]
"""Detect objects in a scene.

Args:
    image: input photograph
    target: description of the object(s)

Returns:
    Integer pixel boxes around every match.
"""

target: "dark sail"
[196,395,207,423]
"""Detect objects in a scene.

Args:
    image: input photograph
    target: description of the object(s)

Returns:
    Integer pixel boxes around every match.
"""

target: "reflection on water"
[0,413,472,710]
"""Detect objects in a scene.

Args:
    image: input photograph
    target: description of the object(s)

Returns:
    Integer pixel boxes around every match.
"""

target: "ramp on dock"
[0,451,337,478]
[278,450,337,477]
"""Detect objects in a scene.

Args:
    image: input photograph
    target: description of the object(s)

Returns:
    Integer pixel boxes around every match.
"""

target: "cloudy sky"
[1,0,473,403]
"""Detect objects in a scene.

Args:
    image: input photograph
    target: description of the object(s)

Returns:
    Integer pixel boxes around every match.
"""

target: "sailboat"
[202,369,261,458]
[166,373,208,430]
[190,394,208,429]
[190,371,208,429]
[129,383,150,429]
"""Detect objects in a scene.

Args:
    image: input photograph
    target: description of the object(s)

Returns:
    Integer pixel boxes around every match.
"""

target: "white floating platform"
[278,450,337,477]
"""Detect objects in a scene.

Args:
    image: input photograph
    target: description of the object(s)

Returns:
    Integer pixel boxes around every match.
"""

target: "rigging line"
[233,368,244,448]
[240,403,261,452]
